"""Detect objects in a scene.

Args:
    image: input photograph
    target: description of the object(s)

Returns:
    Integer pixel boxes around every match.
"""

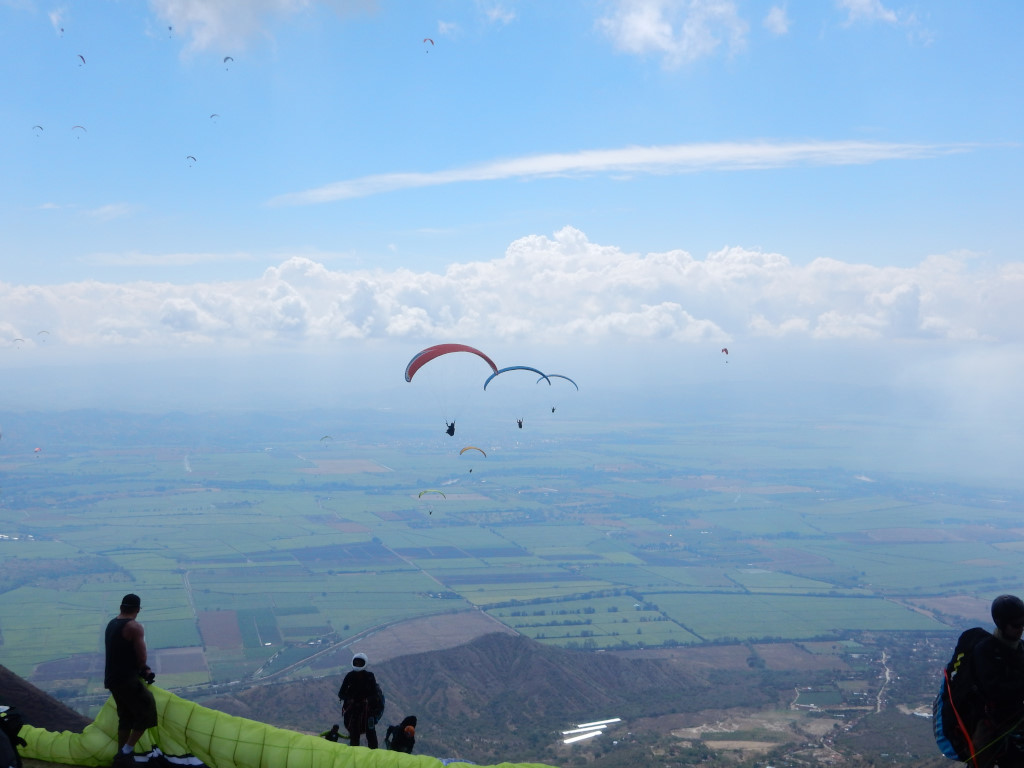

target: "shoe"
[112,751,136,766]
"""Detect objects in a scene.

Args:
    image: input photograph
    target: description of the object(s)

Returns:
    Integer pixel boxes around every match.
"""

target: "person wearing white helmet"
[337,653,382,749]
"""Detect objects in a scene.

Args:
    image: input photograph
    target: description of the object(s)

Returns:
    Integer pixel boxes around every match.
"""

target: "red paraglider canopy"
[404,343,499,382]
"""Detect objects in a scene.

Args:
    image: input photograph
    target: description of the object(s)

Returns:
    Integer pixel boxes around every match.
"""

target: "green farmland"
[0,408,1018,696]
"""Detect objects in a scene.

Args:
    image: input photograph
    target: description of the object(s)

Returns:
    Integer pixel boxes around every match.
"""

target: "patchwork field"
[0,408,1018,700]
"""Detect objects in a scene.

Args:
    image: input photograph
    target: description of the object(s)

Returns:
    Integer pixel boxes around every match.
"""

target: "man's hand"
[140,665,155,685]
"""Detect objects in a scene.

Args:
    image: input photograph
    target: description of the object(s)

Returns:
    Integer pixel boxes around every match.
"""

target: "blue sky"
[1,1,1023,480]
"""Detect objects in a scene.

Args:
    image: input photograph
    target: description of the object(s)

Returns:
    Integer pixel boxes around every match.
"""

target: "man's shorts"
[108,678,157,732]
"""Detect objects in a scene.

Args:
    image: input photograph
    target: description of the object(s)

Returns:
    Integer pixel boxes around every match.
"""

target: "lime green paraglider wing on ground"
[20,685,555,768]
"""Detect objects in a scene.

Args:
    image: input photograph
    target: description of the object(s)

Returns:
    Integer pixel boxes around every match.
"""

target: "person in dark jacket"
[104,593,157,766]
[337,653,380,749]
[385,715,417,753]
[0,705,26,768]
[972,595,1024,768]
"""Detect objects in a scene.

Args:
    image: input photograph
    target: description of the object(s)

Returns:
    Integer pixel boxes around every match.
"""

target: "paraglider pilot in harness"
[338,653,382,749]
[445,421,455,437]
[970,594,1024,767]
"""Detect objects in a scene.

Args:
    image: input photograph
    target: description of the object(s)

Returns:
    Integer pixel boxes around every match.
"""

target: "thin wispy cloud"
[763,5,790,36]
[269,140,973,206]
[147,0,377,52]
[837,0,899,25]
[48,7,66,35]
[85,203,136,221]
[477,0,516,25]
[85,250,255,267]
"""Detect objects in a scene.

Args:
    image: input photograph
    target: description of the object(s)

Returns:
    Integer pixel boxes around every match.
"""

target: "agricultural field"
[0,407,1019,699]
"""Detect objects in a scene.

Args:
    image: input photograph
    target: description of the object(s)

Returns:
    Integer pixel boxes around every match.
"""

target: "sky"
[1,1,1023,479]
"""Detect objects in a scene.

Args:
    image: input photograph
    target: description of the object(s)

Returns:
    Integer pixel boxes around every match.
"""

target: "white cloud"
[598,0,748,68]
[2,227,1020,353]
[86,250,254,267]
[763,5,789,36]
[836,0,899,25]
[271,140,971,205]
[48,7,67,35]
[476,0,516,25]
[147,0,376,52]
[84,203,137,221]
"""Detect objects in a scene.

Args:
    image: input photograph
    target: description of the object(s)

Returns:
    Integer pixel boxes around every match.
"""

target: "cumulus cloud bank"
[1,228,1018,352]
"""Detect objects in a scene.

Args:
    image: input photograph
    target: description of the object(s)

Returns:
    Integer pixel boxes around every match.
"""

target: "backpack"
[934,627,990,762]
[369,682,385,723]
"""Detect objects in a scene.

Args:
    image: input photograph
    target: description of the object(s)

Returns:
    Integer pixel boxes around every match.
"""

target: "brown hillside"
[0,664,91,732]
[195,632,779,763]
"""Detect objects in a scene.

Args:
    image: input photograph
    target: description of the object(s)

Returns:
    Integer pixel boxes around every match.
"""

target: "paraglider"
[721,348,729,363]
[32,125,43,136]
[418,489,446,514]
[539,374,578,391]
[406,344,499,436]
[460,446,485,473]
[223,56,234,70]
[539,373,577,413]
[405,343,498,383]
[186,155,197,166]
[77,54,86,66]
[483,366,550,391]
[423,38,434,45]
[72,125,86,139]
[320,435,333,443]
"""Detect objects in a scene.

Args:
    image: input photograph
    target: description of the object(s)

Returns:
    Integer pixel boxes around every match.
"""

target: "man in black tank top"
[104,594,157,765]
